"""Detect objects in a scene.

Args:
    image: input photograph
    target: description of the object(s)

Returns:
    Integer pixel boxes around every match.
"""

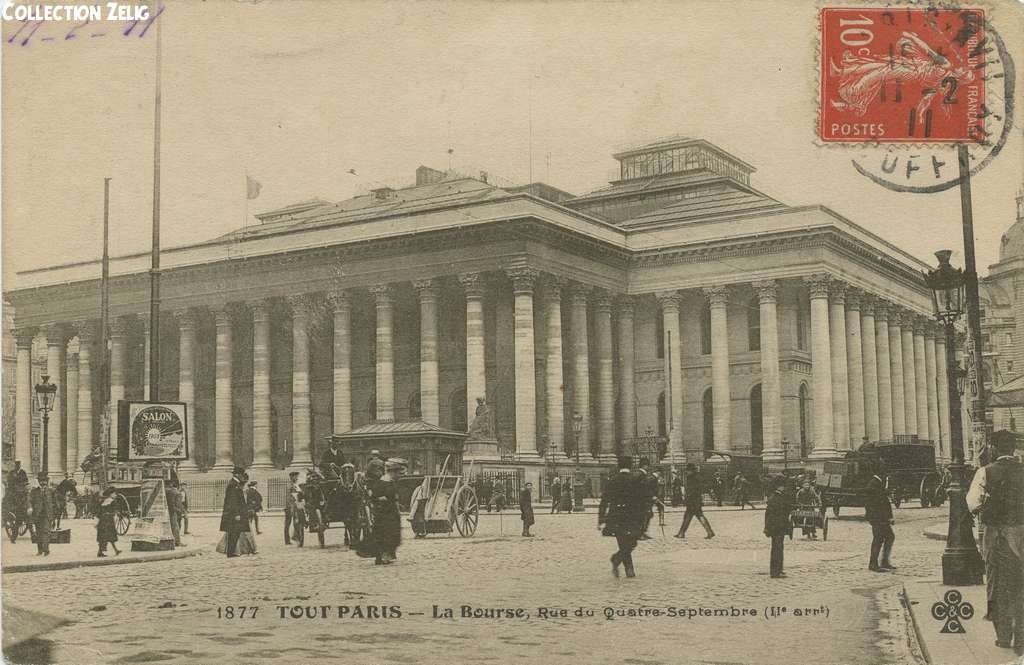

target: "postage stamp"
[819,6,986,143]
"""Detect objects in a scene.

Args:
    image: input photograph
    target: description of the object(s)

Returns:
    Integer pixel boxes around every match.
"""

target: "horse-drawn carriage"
[300,467,371,548]
[817,441,943,515]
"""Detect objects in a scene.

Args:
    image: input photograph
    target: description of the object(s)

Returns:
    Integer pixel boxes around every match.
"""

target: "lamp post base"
[941,463,985,586]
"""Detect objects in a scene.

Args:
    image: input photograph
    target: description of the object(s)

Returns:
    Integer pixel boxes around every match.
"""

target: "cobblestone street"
[2,506,946,665]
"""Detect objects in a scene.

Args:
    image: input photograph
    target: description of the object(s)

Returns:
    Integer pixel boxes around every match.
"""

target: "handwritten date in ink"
[217,606,259,619]
[6,5,164,48]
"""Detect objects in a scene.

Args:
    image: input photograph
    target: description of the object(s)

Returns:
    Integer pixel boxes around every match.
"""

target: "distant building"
[979,191,1024,434]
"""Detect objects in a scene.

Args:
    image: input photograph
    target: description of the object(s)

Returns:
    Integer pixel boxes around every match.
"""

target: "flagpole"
[148,12,163,402]
[100,178,111,489]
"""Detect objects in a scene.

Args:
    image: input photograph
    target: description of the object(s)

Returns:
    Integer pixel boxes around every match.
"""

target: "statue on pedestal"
[467,397,495,441]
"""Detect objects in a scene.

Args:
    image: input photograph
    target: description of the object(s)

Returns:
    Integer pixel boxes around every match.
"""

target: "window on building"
[1007,333,1014,346]
[657,392,667,438]
[1008,361,1015,375]
[796,298,808,351]
[702,388,714,451]
[798,383,809,458]
[701,301,712,355]
[655,307,664,359]
[748,297,761,351]
[750,384,763,456]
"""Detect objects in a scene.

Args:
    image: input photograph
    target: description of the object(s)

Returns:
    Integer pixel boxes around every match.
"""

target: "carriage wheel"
[3,512,17,543]
[313,510,326,548]
[822,516,829,542]
[920,474,939,509]
[116,512,131,536]
[453,486,479,537]
[19,521,30,536]
[832,504,840,517]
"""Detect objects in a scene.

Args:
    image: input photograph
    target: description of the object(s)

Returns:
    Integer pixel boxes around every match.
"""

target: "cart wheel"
[116,512,131,536]
[3,512,17,543]
[454,486,479,537]
[920,474,939,509]
[20,521,30,536]
[832,504,840,517]
[822,516,829,541]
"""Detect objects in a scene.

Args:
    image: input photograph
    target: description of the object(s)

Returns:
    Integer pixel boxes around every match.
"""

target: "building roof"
[999,217,1024,263]
[332,420,469,438]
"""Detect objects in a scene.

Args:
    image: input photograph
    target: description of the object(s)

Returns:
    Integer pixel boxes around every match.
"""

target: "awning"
[990,375,1024,408]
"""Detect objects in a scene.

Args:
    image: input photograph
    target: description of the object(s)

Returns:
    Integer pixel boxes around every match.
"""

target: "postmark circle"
[849,12,1014,194]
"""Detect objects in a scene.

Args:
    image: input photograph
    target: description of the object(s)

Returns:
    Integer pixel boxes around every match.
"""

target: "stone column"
[874,303,894,441]
[704,286,732,452]
[570,284,592,457]
[213,306,234,470]
[924,324,941,453]
[289,295,313,466]
[828,282,850,451]
[845,288,865,447]
[755,281,783,461]
[74,322,94,470]
[14,329,34,472]
[913,318,930,440]
[415,279,441,425]
[109,317,129,404]
[888,311,906,435]
[329,291,353,434]
[459,273,487,428]
[42,324,66,474]
[860,296,880,442]
[175,310,199,471]
[616,296,637,444]
[543,278,566,453]
[901,313,918,436]
[807,275,835,457]
[506,267,540,457]
[935,334,952,461]
[141,317,151,401]
[657,291,685,459]
[593,290,616,459]
[370,285,395,421]
[65,350,79,475]
[250,301,273,468]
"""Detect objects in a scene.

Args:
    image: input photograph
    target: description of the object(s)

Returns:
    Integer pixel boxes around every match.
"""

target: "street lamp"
[34,374,57,476]
[572,411,585,512]
[924,249,984,585]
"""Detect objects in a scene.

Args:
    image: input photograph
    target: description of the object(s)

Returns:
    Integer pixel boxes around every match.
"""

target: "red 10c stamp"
[819,7,986,143]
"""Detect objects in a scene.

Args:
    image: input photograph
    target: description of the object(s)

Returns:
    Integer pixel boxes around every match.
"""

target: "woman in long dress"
[370,459,405,565]
[96,487,122,557]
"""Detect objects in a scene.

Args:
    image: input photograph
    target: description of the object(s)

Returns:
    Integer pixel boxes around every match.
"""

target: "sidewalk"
[903,580,1024,665]
[924,523,948,540]
[1,516,220,574]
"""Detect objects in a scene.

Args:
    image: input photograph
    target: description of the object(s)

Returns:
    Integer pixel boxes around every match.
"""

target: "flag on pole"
[246,175,262,200]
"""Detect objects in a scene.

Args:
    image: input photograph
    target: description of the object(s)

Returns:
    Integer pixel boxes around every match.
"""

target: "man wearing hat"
[865,474,895,572]
[366,450,386,483]
[369,459,406,564]
[968,430,1024,651]
[676,463,714,540]
[284,471,301,545]
[220,466,250,557]
[320,438,346,479]
[520,482,535,537]
[6,461,29,543]
[246,481,264,535]
[27,473,57,556]
[763,475,792,578]
[598,457,645,578]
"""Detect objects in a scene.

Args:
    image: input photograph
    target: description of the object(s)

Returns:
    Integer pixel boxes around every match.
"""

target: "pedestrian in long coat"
[95,487,122,557]
[219,467,250,558]
[549,476,562,514]
[369,459,405,564]
[520,482,535,537]
[28,474,57,556]
[598,457,645,578]
[865,475,895,572]
[676,464,714,539]
[967,430,1024,651]
[763,476,792,578]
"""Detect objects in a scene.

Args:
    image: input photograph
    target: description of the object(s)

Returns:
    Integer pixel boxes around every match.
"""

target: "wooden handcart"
[790,503,829,541]
[408,456,479,537]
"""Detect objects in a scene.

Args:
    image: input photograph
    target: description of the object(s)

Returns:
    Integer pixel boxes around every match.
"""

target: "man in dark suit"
[865,474,895,572]
[676,463,714,539]
[320,440,346,478]
[763,475,792,578]
[549,476,562,514]
[599,457,644,578]
[520,482,535,537]
[28,473,57,556]
[220,466,250,557]
[636,463,659,540]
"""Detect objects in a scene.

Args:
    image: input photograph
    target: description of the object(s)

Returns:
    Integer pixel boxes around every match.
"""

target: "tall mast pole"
[100,178,111,488]
[148,12,162,402]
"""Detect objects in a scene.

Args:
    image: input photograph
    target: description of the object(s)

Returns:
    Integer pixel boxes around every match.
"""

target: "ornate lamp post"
[34,374,57,476]
[925,249,984,585]
[572,411,585,512]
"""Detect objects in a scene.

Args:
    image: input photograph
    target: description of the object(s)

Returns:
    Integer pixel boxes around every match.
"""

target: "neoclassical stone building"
[4,137,952,486]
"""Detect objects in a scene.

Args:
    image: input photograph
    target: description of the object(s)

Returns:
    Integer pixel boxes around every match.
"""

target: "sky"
[2,0,1023,290]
